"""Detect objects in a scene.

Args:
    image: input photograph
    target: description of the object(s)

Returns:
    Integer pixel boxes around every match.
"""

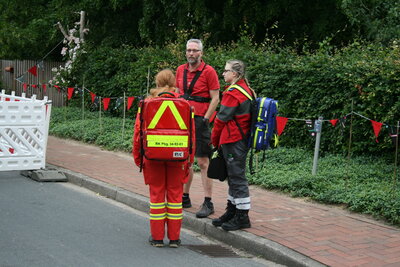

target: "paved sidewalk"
[47,136,400,267]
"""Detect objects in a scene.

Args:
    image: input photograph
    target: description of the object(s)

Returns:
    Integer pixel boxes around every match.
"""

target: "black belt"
[182,94,211,103]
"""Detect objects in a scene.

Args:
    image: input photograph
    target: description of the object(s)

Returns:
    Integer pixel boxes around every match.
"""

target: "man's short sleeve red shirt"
[176,61,220,116]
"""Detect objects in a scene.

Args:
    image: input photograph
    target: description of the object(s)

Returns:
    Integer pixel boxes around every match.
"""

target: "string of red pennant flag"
[11,42,396,144]
[13,67,396,142]
[275,112,395,143]
[65,86,137,111]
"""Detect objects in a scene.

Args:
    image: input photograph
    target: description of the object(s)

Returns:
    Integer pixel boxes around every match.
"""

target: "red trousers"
[143,159,188,241]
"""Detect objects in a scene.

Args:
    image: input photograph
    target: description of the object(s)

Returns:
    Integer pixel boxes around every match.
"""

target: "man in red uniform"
[175,39,220,218]
[133,69,195,247]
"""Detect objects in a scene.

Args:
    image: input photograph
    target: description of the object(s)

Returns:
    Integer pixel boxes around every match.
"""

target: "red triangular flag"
[54,85,61,92]
[23,83,28,92]
[276,116,289,136]
[31,84,38,88]
[90,92,96,103]
[103,98,111,110]
[28,65,37,76]
[371,120,383,143]
[67,87,74,100]
[330,119,338,127]
[127,96,135,110]
[42,84,47,93]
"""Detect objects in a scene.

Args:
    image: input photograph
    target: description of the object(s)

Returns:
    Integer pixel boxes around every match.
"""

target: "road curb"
[50,164,325,267]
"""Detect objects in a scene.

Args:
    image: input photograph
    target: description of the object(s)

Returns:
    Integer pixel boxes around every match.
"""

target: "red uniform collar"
[224,79,247,91]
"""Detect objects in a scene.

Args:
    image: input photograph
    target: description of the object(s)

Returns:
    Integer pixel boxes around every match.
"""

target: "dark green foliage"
[248,147,400,225]
[2,0,399,60]
[341,0,400,43]
[50,107,135,153]
[245,41,400,156]
[64,37,399,156]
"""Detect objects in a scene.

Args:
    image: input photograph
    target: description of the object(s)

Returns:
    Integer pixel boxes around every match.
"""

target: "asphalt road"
[0,171,280,267]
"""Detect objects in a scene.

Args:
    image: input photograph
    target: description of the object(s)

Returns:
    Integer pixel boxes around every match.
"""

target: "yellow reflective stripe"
[150,202,166,209]
[274,134,279,147]
[167,213,183,220]
[147,135,188,147]
[228,85,253,100]
[150,212,167,220]
[258,97,265,120]
[253,128,263,148]
[167,202,182,209]
[147,101,187,130]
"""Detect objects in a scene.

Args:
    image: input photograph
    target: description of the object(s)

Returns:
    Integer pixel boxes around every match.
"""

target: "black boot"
[212,200,236,227]
[221,209,251,231]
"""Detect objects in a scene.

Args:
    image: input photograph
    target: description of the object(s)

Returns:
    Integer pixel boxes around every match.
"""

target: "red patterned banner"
[127,96,135,110]
[330,119,338,127]
[371,120,383,143]
[276,116,289,136]
[28,65,37,76]
[103,98,111,110]
[90,92,96,103]
[67,87,74,100]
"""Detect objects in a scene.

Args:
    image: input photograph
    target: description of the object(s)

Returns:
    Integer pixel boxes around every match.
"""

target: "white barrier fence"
[0,90,52,171]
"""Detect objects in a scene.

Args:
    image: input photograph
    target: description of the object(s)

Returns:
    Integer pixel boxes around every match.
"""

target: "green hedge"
[249,148,400,225]
[61,38,400,156]
[50,107,134,153]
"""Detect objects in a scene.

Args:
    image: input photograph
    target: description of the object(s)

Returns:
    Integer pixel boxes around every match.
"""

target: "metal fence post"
[312,117,323,175]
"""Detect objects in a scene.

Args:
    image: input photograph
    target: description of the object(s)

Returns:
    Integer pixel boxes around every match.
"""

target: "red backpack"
[138,93,194,169]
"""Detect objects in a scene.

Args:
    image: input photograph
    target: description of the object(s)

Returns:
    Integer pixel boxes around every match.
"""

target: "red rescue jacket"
[211,79,253,147]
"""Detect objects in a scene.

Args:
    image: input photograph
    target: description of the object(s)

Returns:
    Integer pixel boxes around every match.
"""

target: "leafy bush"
[248,147,400,225]
[50,107,135,153]
[57,37,400,156]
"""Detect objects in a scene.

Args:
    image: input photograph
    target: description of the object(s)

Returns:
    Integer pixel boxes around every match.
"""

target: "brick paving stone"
[46,136,400,267]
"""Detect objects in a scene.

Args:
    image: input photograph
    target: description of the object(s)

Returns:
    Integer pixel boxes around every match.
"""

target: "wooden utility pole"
[57,11,88,42]
[79,11,86,41]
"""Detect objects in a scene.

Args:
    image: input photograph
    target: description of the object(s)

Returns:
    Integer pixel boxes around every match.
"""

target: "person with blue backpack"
[210,59,256,231]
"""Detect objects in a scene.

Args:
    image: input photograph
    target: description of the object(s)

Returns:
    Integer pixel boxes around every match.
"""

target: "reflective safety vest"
[139,96,194,163]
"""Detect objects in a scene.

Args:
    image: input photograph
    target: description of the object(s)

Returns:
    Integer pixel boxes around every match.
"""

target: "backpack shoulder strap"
[183,64,207,96]
[138,100,145,172]
[228,84,255,141]
[227,84,254,101]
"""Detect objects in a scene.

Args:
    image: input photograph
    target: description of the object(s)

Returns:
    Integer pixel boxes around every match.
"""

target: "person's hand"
[203,117,210,127]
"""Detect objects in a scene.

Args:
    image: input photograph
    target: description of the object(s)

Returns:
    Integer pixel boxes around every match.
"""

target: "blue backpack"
[229,85,278,173]
[250,97,278,151]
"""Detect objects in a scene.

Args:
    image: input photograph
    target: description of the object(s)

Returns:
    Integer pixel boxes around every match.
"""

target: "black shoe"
[212,200,236,227]
[196,201,214,218]
[149,236,164,247]
[182,196,192,208]
[169,239,181,248]
[221,209,251,231]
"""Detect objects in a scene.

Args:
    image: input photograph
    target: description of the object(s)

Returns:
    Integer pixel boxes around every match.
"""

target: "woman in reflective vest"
[211,60,255,231]
[133,69,195,248]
